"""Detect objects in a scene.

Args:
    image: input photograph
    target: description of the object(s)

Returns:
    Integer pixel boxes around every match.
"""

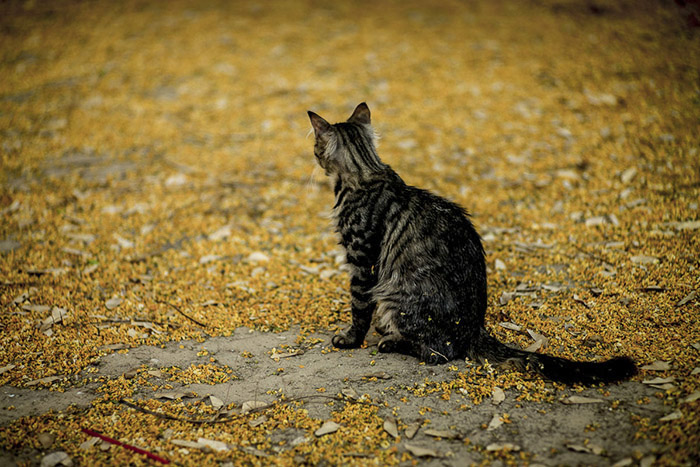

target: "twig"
[119,394,380,425]
[155,300,207,328]
[82,428,170,464]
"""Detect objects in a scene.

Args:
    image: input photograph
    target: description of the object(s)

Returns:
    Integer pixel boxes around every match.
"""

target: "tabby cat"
[307,103,637,385]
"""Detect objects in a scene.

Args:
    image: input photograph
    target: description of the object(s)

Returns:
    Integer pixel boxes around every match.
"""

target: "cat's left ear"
[308,111,332,137]
[348,102,371,125]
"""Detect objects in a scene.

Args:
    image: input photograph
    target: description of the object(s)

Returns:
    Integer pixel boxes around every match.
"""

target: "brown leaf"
[562,396,605,404]
[423,428,458,439]
[26,376,62,386]
[241,400,268,414]
[404,443,441,458]
[640,361,671,371]
[404,421,421,440]
[486,442,521,452]
[314,420,340,437]
[383,417,399,439]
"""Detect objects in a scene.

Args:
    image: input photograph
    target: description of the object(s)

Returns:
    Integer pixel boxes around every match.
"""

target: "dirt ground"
[1,0,699,465]
[0,328,669,466]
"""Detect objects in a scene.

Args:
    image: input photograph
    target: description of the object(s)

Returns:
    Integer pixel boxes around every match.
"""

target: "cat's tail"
[472,329,637,385]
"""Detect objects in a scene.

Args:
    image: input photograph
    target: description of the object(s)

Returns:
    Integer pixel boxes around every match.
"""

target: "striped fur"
[307,103,637,384]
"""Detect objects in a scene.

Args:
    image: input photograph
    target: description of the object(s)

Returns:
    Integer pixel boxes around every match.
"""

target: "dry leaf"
[113,234,134,249]
[208,225,233,241]
[642,377,675,385]
[26,376,61,386]
[22,304,50,313]
[563,396,605,404]
[676,290,697,307]
[79,437,100,450]
[682,391,700,403]
[566,443,604,455]
[612,458,634,467]
[423,428,458,439]
[37,432,56,449]
[640,361,671,371]
[499,322,522,332]
[341,388,358,400]
[486,442,521,451]
[360,371,391,380]
[248,415,267,427]
[241,400,268,414]
[659,411,682,422]
[247,251,269,263]
[404,421,421,440]
[208,395,224,410]
[525,329,548,352]
[630,255,659,265]
[487,414,503,431]
[171,439,204,449]
[157,391,196,400]
[383,418,399,439]
[404,443,441,458]
[197,438,229,452]
[105,297,122,310]
[0,364,16,375]
[499,292,516,305]
[620,167,637,184]
[199,254,222,264]
[40,451,72,467]
[315,420,340,437]
[242,446,268,457]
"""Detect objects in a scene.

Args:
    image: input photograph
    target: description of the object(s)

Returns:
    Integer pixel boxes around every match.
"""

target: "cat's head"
[307,103,383,178]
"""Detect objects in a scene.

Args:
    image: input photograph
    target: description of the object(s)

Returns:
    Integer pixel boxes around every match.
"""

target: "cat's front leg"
[332,266,376,348]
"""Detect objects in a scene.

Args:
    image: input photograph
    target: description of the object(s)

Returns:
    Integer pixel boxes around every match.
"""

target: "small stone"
[492,387,505,405]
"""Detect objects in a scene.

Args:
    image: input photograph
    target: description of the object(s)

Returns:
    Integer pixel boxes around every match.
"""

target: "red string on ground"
[81,428,170,464]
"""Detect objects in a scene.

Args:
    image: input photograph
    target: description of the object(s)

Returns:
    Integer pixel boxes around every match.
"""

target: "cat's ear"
[348,102,371,125]
[308,111,332,137]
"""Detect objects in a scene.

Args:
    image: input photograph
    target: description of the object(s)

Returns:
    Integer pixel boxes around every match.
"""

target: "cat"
[307,102,637,385]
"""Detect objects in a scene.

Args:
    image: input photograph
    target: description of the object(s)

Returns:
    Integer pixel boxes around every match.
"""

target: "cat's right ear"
[308,111,332,137]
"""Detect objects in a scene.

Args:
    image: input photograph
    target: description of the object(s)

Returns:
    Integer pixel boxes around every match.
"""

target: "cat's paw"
[332,332,363,349]
[420,346,450,365]
[377,335,405,353]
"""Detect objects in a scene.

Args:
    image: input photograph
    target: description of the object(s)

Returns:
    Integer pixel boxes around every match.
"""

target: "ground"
[0,0,699,465]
